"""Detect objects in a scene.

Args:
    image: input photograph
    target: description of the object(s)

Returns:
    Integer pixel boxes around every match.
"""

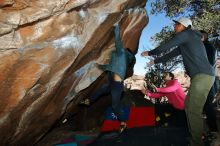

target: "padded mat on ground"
[101,107,155,132]
[89,127,190,146]
[54,134,95,146]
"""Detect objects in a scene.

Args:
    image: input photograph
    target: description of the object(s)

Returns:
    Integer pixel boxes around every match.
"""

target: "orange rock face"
[0,0,148,145]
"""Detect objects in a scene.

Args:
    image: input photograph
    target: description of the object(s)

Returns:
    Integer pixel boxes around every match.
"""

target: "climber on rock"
[79,23,136,134]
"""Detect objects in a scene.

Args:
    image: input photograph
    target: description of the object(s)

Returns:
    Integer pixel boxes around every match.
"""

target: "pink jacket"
[146,79,186,110]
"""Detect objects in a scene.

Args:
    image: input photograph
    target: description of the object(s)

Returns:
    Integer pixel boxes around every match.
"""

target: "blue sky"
[134,1,173,75]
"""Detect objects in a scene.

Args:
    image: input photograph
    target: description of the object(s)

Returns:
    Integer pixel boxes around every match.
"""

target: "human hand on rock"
[141,51,149,57]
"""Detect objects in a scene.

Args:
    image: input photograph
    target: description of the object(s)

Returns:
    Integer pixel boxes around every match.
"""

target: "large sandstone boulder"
[0,0,148,145]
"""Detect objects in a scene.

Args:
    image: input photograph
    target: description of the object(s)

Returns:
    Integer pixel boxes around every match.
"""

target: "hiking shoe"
[119,124,127,133]
[203,131,218,146]
[79,98,90,106]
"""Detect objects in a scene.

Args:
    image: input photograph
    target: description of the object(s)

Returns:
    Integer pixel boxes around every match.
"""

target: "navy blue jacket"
[204,41,216,66]
[149,28,214,78]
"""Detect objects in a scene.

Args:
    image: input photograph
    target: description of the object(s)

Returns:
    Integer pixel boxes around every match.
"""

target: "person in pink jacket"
[141,72,187,126]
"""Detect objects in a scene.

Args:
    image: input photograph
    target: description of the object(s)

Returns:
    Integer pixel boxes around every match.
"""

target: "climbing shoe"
[119,124,127,133]
[79,98,90,106]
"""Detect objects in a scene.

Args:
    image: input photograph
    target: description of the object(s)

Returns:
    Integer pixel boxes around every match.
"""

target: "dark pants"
[204,77,219,132]
[156,103,187,127]
[213,77,219,94]
[90,72,126,122]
